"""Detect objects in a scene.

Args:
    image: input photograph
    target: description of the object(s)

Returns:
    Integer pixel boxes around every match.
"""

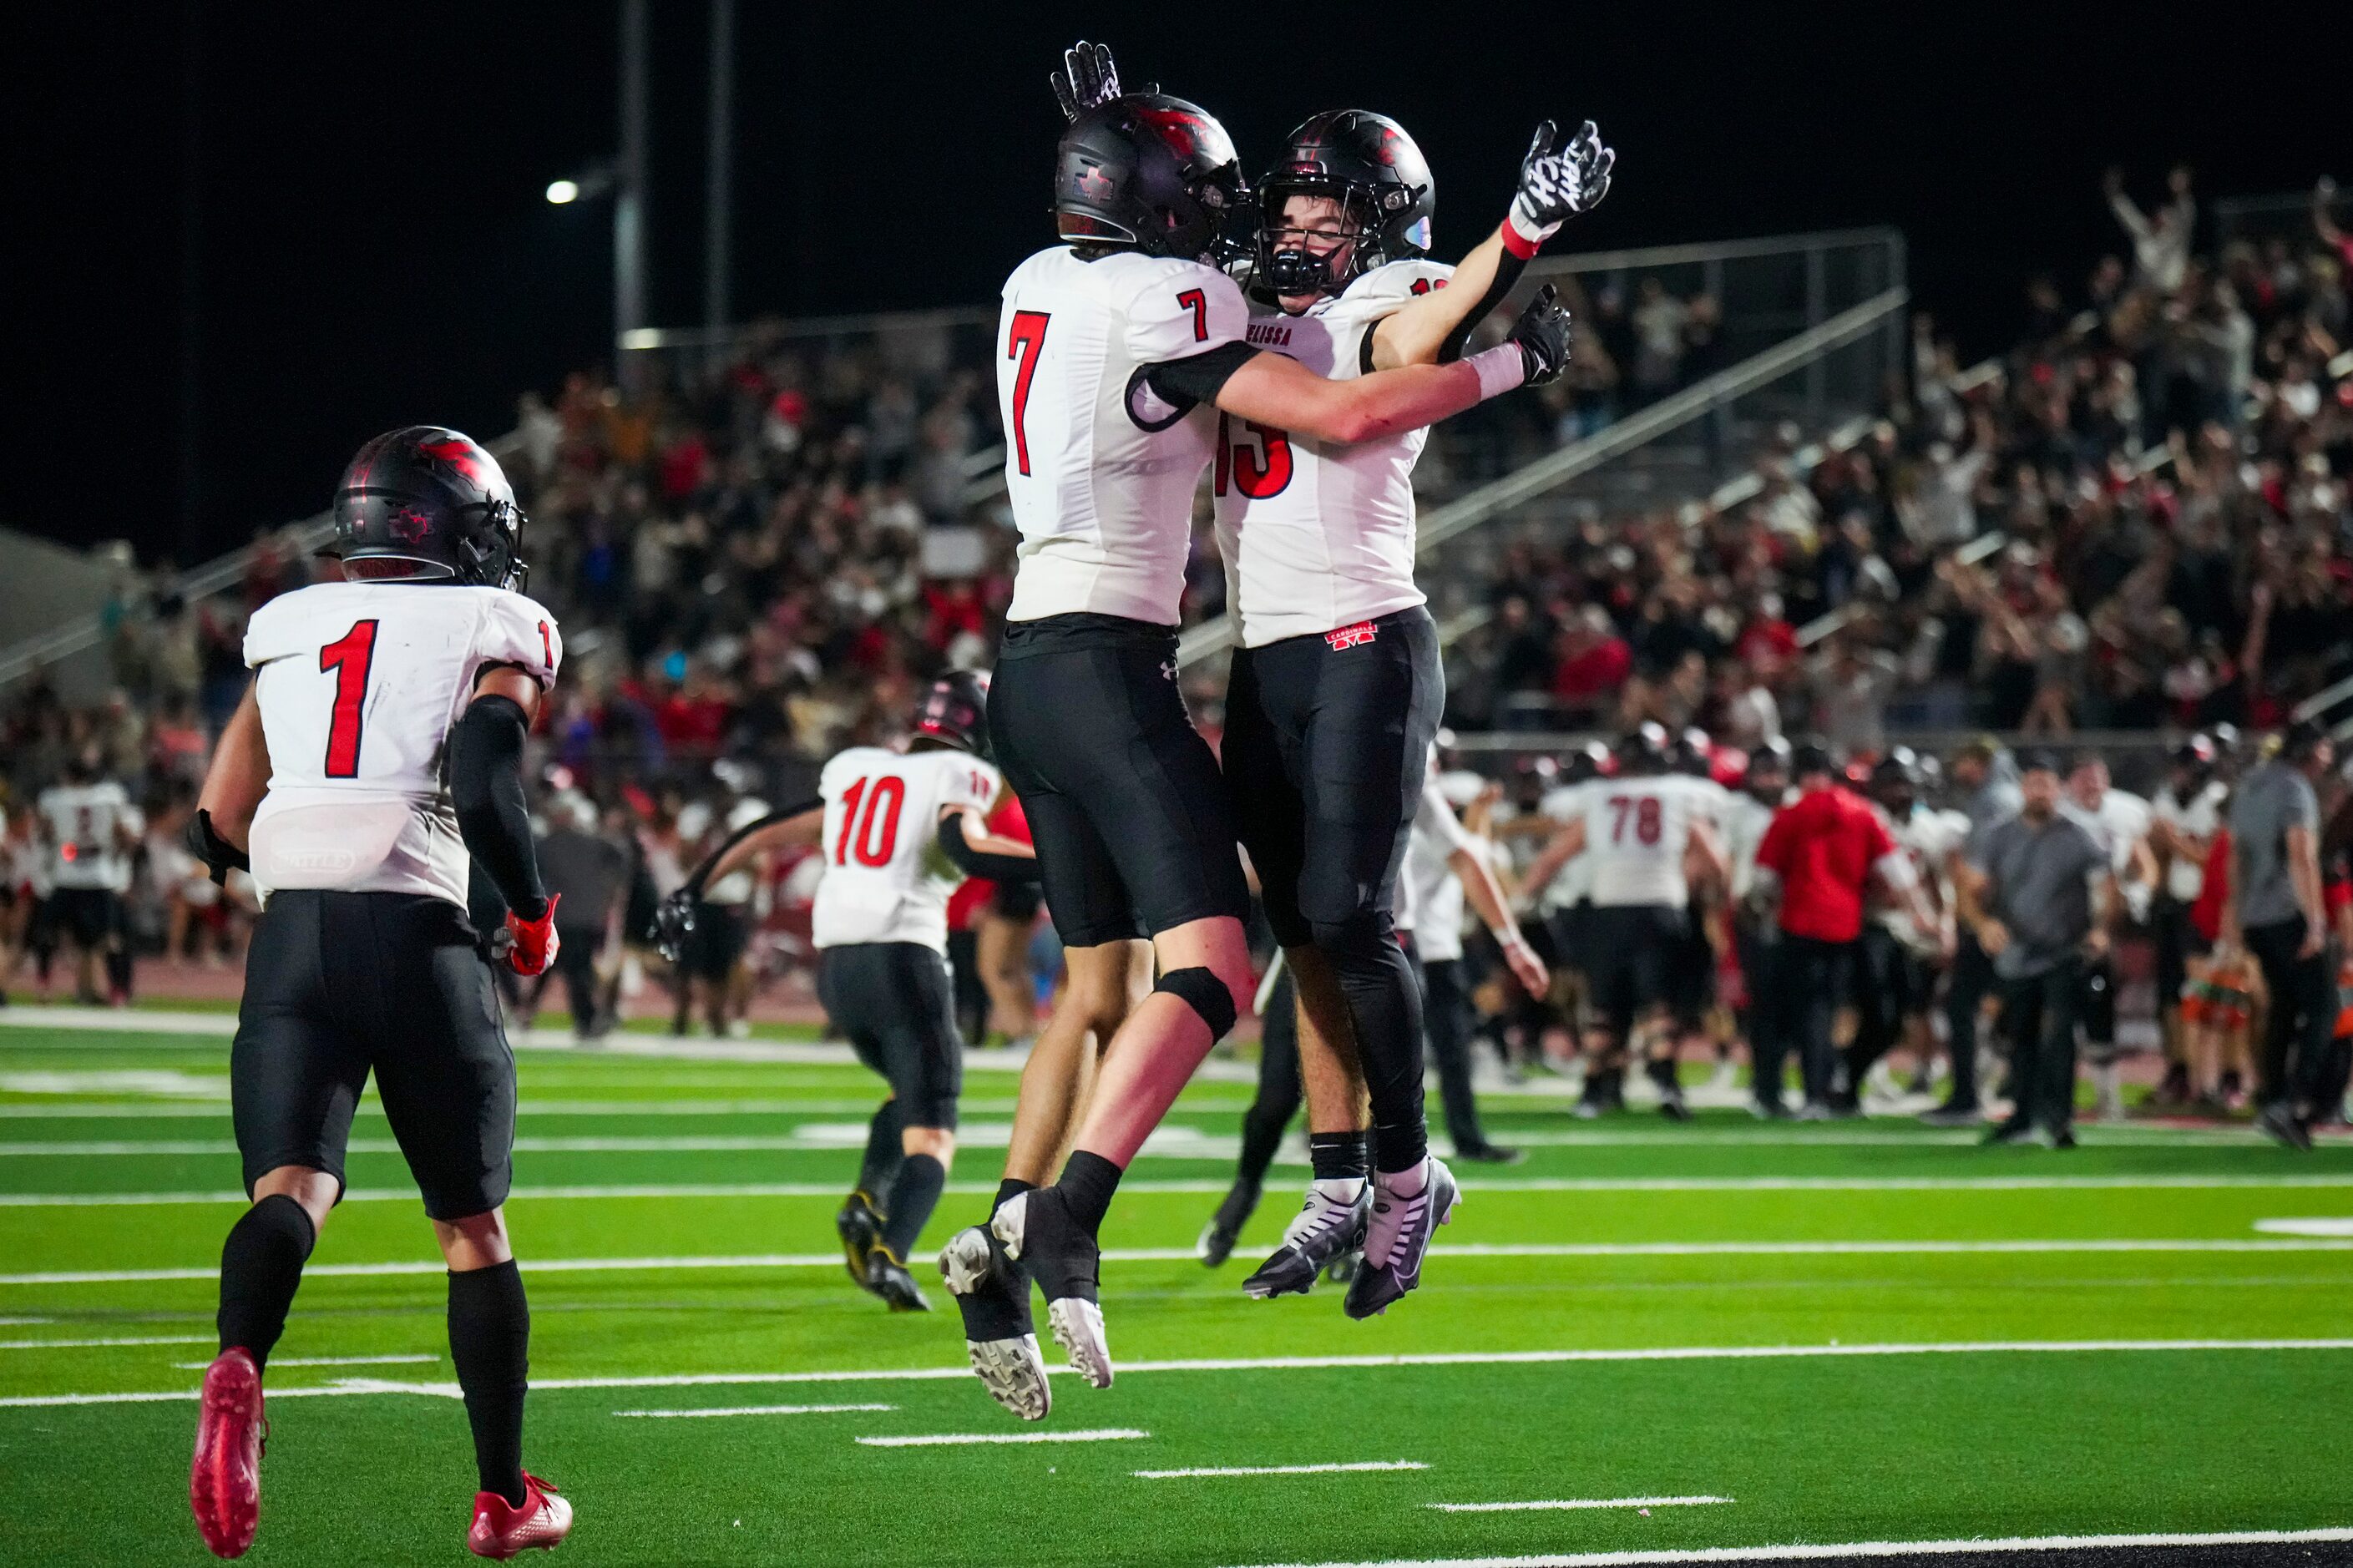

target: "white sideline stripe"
[613,1402,894,1419]
[1426,1495,1730,1513]
[0,1097,1059,1120]
[13,1237,2353,1287]
[857,1428,1147,1448]
[8,1338,2350,1408]
[1224,1525,2353,1566]
[172,1353,435,1369]
[1137,1461,1428,1479]
[13,1172,2353,1208]
[1,1335,213,1349]
[0,1123,1233,1157]
[2257,1217,2353,1237]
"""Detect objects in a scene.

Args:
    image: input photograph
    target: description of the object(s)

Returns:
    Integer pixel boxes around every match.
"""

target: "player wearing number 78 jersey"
[180,426,573,1560]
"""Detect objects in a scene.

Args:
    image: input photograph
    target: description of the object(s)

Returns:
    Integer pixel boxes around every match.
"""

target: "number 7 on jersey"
[1005,310,1050,477]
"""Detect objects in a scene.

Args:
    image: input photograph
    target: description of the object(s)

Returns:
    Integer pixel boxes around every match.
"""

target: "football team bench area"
[4,1010,2352,1568]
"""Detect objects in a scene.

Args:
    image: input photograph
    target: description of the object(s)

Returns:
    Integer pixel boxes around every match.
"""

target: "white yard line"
[856,1428,1148,1447]
[1426,1495,1731,1513]
[0,1123,1234,1157]
[10,1237,2353,1287]
[1,1334,213,1349]
[172,1353,436,1369]
[1137,1461,1429,1479]
[7,1338,2350,1409]
[1223,1525,2353,1567]
[612,1402,895,1419]
[10,1173,2353,1209]
[2256,1217,2353,1237]
[0,1098,1047,1120]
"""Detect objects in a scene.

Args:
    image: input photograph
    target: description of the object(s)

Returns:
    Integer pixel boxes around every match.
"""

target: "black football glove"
[1050,40,1133,122]
[1511,119,1615,239]
[180,807,250,887]
[1506,284,1574,387]
[653,888,698,964]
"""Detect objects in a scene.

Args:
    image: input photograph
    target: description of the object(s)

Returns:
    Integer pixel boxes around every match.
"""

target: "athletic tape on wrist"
[1470,343,1526,400]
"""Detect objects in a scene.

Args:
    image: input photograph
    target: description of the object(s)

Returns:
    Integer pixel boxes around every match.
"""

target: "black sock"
[880,1154,947,1262]
[1055,1151,1122,1236]
[1373,1119,1430,1176]
[858,1100,905,1201]
[1308,1130,1371,1183]
[448,1260,530,1509]
[104,948,134,998]
[993,1176,1035,1215]
[216,1194,316,1370]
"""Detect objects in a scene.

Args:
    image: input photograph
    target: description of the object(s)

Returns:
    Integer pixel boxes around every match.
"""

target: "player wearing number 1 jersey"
[655,675,1038,1313]
[939,40,1575,1423]
[1215,109,1610,1315]
[180,427,572,1560]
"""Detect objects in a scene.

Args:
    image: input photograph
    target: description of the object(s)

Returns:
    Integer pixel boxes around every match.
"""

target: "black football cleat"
[1343,1157,1460,1320]
[1197,1179,1260,1268]
[1242,1180,1370,1299]
[1454,1142,1524,1165]
[2256,1102,2314,1151]
[990,1187,1111,1390]
[837,1191,887,1289]
[1981,1120,2034,1146]
[865,1247,931,1312]
[939,1222,1051,1420]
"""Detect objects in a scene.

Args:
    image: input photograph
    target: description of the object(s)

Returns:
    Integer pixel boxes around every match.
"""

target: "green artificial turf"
[3,1018,2350,1565]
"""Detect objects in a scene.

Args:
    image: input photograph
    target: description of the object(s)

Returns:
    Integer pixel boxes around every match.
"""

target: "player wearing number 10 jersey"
[940,39,1575,1424]
[181,426,572,1560]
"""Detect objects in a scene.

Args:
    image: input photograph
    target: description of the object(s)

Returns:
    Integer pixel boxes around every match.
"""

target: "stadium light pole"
[703,0,735,357]
[615,0,650,386]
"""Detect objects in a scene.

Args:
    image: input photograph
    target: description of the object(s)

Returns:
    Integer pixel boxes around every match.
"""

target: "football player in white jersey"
[1844,749,1968,1110]
[1214,108,1608,1313]
[1520,725,1730,1117]
[178,427,572,1560]
[655,675,1037,1313]
[2064,753,2158,1117]
[33,746,144,1004]
[939,41,1576,1418]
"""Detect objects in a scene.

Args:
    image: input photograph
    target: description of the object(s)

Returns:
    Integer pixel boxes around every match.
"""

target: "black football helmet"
[1561,738,1612,785]
[1870,746,1920,810]
[1254,109,1435,299]
[331,426,529,591]
[1615,722,1672,776]
[913,671,989,756]
[1054,94,1246,264]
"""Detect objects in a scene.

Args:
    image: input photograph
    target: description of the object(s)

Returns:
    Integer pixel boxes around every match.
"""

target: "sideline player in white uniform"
[33,747,144,1004]
[1847,749,1969,1109]
[2064,753,2158,1116]
[1215,108,1610,1313]
[2148,735,2229,1087]
[656,675,1037,1312]
[178,427,573,1560]
[1520,725,1730,1118]
[937,40,1575,1420]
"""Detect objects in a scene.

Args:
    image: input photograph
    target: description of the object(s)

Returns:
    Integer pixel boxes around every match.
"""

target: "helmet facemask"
[1255,181,1377,301]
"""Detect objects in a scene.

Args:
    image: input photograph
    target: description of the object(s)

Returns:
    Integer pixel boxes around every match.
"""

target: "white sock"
[1379,1158,1430,1199]
[1308,1176,1365,1204]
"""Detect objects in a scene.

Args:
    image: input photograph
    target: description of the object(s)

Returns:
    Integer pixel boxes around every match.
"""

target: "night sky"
[11,3,2345,567]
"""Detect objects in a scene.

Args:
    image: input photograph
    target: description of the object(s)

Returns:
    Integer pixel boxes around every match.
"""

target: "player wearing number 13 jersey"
[180,426,573,1560]
[943,40,1576,1424]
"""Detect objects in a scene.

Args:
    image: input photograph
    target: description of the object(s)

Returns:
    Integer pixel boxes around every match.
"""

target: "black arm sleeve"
[1143,341,1261,408]
[939,814,1043,883]
[448,695,549,921]
[1434,250,1531,365]
[681,798,824,899]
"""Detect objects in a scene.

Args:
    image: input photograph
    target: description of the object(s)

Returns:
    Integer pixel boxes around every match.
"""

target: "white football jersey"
[997,246,1251,625]
[1212,260,1450,646]
[1570,774,1720,908]
[812,746,1001,954]
[1875,802,1970,938]
[1397,765,1477,959]
[38,781,142,892]
[677,797,772,908]
[1719,789,1787,902]
[1532,782,1599,913]
[2064,789,2152,878]
[243,580,560,908]
[2152,779,2227,901]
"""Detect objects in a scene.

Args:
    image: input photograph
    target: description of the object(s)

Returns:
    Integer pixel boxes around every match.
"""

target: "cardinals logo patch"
[1324,621,1377,651]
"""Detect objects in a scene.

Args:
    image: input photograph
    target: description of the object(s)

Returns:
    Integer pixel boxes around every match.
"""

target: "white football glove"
[1508,119,1615,252]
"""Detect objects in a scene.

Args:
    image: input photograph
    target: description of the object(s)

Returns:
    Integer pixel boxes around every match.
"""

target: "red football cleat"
[189,1347,266,1559]
[468,1472,573,1559]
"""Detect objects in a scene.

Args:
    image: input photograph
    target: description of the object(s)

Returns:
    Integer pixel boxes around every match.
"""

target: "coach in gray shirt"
[2226,721,2337,1148]
[1961,751,2114,1146]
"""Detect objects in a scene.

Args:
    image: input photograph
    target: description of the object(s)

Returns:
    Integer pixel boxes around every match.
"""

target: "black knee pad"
[1156,965,1238,1042]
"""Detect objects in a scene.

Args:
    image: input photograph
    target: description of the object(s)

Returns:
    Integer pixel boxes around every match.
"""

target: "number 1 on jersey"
[1006,310,1050,477]
[320,619,379,778]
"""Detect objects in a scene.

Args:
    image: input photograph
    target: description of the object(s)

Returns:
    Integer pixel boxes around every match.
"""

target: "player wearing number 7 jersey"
[942,39,1573,1423]
[180,426,574,1560]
